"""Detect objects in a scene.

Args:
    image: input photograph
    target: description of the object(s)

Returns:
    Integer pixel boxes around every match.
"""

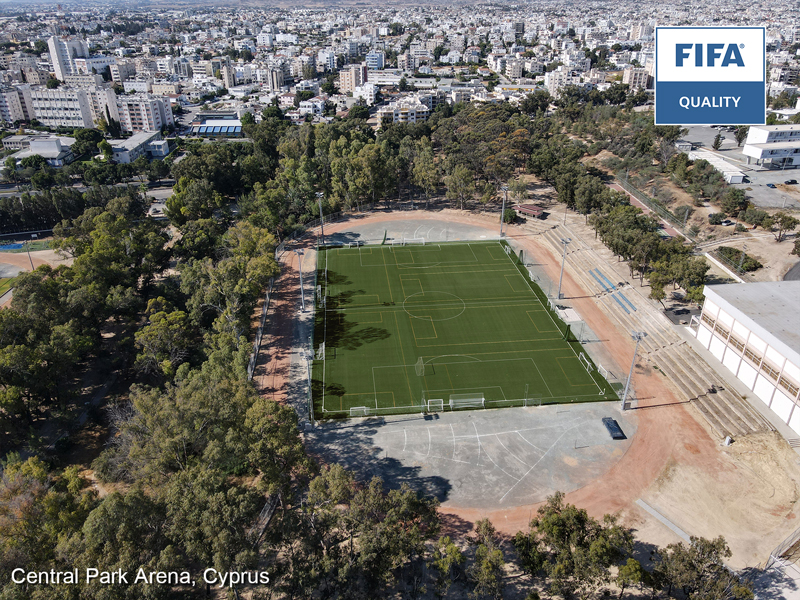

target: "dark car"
[785,180,798,185]
[602,417,626,440]
[767,183,777,189]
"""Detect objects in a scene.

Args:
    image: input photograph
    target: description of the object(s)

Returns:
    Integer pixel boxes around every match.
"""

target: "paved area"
[681,125,800,208]
[0,263,23,278]
[307,401,634,509]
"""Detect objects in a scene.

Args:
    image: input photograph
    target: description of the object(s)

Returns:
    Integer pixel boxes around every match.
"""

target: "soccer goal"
[449,393,485,410]
[316,342,325,360]
[427,399,444,412]
[503,245,512,255]
[578,352,593,373]
[598,364,610,380]
[415,357,425,377]
[350,406,370,417]
[525,394,543,407]
[404,238,426,246]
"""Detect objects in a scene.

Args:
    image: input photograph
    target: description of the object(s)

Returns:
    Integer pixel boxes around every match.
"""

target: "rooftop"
[706,281,800,359]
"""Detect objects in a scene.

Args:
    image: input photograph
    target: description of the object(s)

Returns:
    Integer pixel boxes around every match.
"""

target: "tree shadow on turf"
[322,311,392,352]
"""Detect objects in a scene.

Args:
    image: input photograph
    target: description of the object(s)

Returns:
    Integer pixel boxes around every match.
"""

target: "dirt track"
[254,209,800,568]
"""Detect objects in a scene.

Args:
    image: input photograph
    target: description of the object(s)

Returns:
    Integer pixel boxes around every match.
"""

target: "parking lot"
[680,126,800,208]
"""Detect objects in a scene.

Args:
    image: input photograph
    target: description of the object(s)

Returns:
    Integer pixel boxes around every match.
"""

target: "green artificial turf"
[311,241,617,418]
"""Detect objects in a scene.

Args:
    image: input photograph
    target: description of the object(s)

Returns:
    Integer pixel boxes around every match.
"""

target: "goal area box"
[311,241,617,418]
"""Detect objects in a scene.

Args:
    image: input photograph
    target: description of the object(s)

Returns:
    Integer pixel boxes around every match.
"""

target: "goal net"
[598,364,610,380]
[415,357,425,377]
[404,238,426,246]
[427,399,444,412]
[449,393,485,410]
[316,342,325,360]
[579,352,593,373]
[350,406,370,417]
[525,394,543,407]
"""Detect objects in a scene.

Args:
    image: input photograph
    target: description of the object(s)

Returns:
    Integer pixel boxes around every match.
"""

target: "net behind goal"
[449,393,485,410]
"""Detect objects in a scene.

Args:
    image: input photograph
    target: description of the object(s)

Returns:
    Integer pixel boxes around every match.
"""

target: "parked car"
[785,179,798,185]
[767,183,777,189]
[720,220,733,226]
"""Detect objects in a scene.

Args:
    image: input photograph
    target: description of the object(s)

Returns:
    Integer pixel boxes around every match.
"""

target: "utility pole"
[557,237,571,299]
[622,332,646,410]
[500,184,508,236]
[316,192,325,246]
[24,241,34,271]
[294,249,305,311]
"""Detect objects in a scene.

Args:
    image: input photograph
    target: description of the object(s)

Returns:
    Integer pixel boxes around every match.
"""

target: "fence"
[766,526,800,572]
[274,203,378,259]
[616,176,696,241]
[246,277,275,381]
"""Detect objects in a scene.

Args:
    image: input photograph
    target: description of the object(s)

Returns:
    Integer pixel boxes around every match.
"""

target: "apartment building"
[365,51,385,70]
[622,67,651,90]
[377,98,430,126]
[30,88,94,128]
[339,63,368,94]
[116,94,174,133]
[47,36,89,81]
[62,73,105,88]
[0,86,26,122]
[110,61,137,83]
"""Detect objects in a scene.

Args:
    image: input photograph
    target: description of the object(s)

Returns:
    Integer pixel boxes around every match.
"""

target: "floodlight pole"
[738,244,747,274]
[294,249,305,312]
[305,349,314,427]
[621,332,645,411]
[500,185,508,236]
[316,192,325,246]
[25,241,34,270]
[557,237,571,300]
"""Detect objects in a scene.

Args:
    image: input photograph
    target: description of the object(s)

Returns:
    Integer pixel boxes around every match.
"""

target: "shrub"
[708,213,724,225]
[717,246,762,272]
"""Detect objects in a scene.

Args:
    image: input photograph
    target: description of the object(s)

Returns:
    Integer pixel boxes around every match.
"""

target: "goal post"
[525,394,543,407]
[579,352,593,373]
[449,393,485,410]
[427,399,444,412]
[404,237,426,246]
[415,357,425,377]
[349,406,370,417]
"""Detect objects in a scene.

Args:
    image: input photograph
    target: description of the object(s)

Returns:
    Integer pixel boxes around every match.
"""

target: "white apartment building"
[110,61,136,83]
[0,86,25,122]
[742,124,800,169]
[151,82,181,95]
[353,83,378,106]
[692,282,800,435]
[365,51,385,70]
[544,67,583,97]
[505,59,524,79]
[47,36,89,81]
[116,94,174,133]
[62,74,104,88]
[377,99,430,126]
[30,88,94,128]
[124,80,152,93]
[318,50,336,72]
[73,56,116,76]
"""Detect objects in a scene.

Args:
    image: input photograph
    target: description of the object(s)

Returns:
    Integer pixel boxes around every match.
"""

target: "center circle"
[402,291,466,321]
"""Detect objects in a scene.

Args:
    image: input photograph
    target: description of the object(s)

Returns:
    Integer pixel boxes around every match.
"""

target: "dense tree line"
[0,82,760,598]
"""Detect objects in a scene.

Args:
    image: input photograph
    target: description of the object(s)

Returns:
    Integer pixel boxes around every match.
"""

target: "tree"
[412,138,439,206]
[241,111,255,126]
[45,77,61,89]
[98,139,113,162]
[768,211,799,242]
[72,128,105,157]
[444,163,475,210]
[712,133,723,151]
[513,491,633,599]
[432,536,465,598]
[134,302,195,379]
[617,558,645,599]
[651,536,753,599]
[734,126,749,147]
[348,105,370,119]
[468,519,505,600]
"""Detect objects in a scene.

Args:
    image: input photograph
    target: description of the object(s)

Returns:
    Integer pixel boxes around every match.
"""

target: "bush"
[735,223,747,232]
[708,213,724,225]
[503,208,517,224]
[717,246,762,272]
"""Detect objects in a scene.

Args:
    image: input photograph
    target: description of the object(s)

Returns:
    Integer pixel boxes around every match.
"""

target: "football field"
[311,241,616,418]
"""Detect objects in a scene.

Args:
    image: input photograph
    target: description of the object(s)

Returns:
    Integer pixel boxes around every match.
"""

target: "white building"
[73,56,116,76]
[116,94,174,133]
[47,36,89,81]
[692,282,800,435]
[124,80,152,93]
[742,124,800,170]
[30,88,94,128]
[109,131,163,164]
[318,50,336,72]
[0,86,26,122]
[353,83,378,106]
[377,99,430,126]
[366,51,385,70]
